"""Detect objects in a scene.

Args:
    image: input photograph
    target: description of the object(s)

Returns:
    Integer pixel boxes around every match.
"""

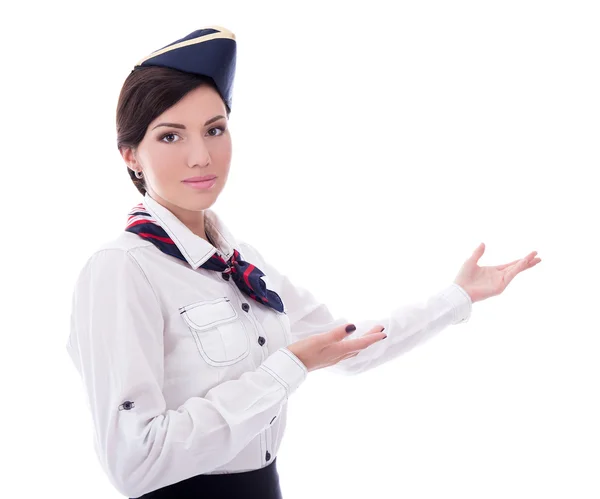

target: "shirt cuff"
[259,347,308,399]
[439,283,473,324]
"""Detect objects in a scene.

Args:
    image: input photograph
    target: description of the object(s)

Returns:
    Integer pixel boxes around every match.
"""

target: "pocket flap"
[181,297,239,331]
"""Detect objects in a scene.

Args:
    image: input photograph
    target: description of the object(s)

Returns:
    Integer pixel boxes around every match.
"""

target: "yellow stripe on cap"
[134,26,236,67]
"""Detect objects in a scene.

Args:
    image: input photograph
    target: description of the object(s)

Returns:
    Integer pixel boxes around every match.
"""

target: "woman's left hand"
[453,243,541,304]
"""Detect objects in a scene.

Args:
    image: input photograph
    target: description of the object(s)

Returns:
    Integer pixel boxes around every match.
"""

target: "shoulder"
[76,232,154,281]
[95,231,154,254]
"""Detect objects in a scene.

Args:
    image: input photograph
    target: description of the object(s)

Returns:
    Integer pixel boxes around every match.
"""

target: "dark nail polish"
[382,335,388,339]
[345,324,356,333]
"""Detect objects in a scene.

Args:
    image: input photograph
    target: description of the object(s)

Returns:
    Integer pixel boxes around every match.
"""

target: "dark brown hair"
[116,66,231,196]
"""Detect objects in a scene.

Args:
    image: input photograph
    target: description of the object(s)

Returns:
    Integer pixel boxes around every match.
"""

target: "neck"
[177,211,208,241]
[147,192,208,242]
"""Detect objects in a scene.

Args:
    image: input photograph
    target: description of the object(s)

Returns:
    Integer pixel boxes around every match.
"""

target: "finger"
[495,258,520,271]
[504,256,541,283]
[356,326,386,337]
[328,323,361,343]
[516,255,542,272]
[522,250,538,264]
[503,257,530,284]
[338,331,387,354]
[469,242,486,265]
[336,327,385,351]
[330,323,384,343]
[496,251,538,271]
[522,257,542,270]
[343,325,386,343]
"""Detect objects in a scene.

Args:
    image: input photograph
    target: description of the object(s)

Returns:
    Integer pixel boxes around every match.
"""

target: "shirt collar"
[143,192,239,270]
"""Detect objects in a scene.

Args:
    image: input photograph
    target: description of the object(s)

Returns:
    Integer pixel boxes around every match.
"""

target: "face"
[122,84,232,229]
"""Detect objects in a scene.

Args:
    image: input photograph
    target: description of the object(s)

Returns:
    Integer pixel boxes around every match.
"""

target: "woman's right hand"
[286,323,387,372]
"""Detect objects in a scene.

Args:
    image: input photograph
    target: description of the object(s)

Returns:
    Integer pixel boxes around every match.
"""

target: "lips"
[182,176,218,190]
[183,175,217,182]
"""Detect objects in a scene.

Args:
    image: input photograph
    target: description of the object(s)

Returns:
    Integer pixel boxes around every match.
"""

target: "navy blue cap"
[133,26,237,112]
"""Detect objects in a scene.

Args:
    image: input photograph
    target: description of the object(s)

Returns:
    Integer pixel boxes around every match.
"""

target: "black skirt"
[133,457,282,499]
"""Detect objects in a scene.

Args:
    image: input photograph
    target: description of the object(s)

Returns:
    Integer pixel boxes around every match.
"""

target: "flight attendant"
[66,26,541,498]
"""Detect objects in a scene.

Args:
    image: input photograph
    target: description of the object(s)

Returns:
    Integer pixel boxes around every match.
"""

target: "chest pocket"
[180,297,250,367]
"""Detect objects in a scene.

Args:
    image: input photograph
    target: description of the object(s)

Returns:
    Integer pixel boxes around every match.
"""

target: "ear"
[119,146,139,172]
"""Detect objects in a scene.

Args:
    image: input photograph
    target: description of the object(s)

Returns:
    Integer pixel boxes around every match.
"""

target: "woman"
[66,26,541,499]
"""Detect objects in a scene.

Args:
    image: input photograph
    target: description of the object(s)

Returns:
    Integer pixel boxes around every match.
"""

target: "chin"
[156,188,215,213]
[181,190,219,211]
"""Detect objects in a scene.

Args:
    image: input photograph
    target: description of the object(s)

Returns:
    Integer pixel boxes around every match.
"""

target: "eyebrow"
[151,115,226,130]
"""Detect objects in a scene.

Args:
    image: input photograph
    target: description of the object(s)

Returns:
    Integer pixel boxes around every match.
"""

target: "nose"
[187,136,211,168]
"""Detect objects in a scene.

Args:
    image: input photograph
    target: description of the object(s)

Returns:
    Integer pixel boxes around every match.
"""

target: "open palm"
[453,243,541,303]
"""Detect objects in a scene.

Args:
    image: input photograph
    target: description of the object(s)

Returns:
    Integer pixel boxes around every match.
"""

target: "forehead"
[152,85,226,124]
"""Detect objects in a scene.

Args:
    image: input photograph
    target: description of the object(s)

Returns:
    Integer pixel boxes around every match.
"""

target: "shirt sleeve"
[65,249,307,498]
[239,241,473,376]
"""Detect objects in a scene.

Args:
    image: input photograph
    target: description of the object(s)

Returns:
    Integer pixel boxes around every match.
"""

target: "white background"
[1,1,598,497]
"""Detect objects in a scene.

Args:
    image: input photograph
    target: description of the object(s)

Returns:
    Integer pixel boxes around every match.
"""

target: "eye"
[207,126,227,137]
[160,132,181,144]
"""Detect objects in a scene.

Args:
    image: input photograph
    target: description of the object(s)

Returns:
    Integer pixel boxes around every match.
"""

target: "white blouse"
[65,192,472,498]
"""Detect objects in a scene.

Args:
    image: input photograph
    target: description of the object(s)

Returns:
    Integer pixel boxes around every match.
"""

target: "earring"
[134,170,144,179]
